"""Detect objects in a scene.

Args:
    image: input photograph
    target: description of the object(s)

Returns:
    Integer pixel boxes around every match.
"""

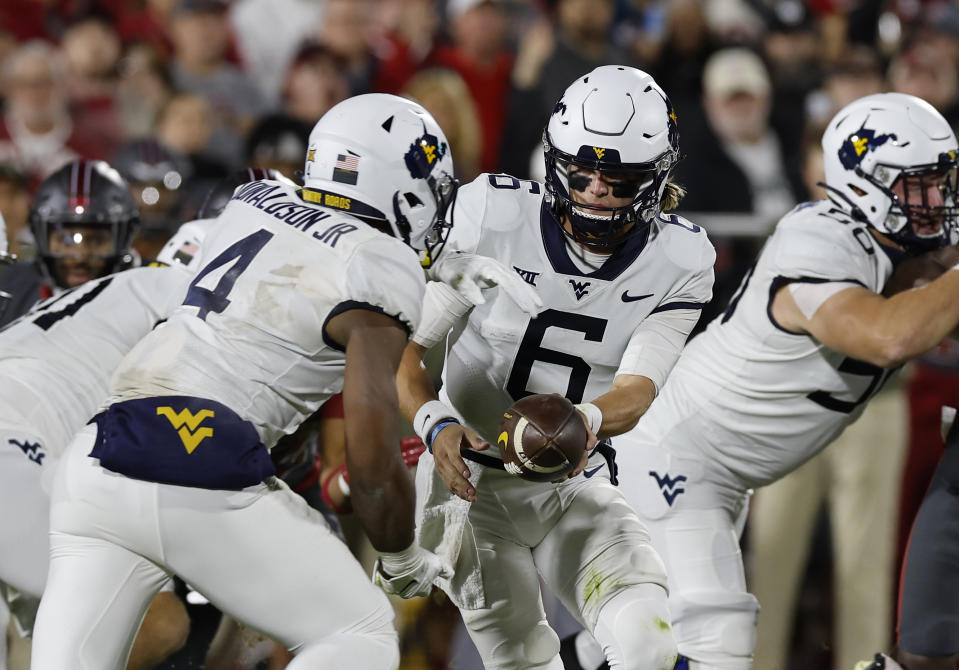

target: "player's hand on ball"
[428,251,543,317]
[554,407,597,481]
[433,423,487,503]
[373,544,452,599]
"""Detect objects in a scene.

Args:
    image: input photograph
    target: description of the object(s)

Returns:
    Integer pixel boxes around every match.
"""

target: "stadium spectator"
[168,0,267,168]
[502,0,632,178]
[59,12,124,161]
[280,43,350,127]
[401,67,482,182]
[0,40,105,190]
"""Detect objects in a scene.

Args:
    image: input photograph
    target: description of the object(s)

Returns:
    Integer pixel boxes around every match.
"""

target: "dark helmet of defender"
[197,167,289,219]
[28,159,139,288]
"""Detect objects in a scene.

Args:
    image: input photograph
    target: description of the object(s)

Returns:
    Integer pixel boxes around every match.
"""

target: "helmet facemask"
[881,154,959,252]
[544,135,674,251]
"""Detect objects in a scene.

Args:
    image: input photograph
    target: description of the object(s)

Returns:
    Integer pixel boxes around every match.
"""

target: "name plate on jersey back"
[90,396,275,490]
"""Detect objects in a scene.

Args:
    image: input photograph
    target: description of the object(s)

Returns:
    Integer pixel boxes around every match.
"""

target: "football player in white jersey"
[565,93,959,670]
[395,66,715,670]
[0,162,202,670]
[29,94,461,670]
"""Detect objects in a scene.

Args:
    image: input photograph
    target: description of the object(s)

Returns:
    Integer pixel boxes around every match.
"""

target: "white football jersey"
[111,179,425,448]
[0,266,191,454]
[438,174,715,443]
[637,200,901,487]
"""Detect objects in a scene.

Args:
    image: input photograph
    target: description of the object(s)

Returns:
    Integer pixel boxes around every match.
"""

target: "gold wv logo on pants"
[156,407,215,453]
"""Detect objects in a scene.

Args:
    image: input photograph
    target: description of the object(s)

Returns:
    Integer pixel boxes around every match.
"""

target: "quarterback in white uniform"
[30,95,457,670]
[398,67,715,670]
[567,93,959,670]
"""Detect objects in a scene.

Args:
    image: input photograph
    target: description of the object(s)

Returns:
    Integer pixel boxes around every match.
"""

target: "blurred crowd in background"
[1,0,957,668]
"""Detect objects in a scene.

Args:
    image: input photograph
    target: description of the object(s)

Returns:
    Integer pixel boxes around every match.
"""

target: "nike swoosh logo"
[583,465,604,478]
[622,291,655,303]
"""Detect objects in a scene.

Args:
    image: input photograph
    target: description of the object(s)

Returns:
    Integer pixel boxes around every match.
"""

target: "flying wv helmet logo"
[649,470,687,505]
[552,100,567,116]
[157,407,215,454]
[404,127,448,180]
[838,122,897,170]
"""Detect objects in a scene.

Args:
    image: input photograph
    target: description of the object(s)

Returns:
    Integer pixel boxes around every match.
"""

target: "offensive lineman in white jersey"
[568,93,959,670]
[396,67,715,669]
[29,95,458,670]
[0,161,197,670]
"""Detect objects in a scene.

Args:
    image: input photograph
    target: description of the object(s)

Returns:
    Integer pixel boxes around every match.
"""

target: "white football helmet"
[302,93,457,266]
[822,92,959,252]
[544,65,680,250]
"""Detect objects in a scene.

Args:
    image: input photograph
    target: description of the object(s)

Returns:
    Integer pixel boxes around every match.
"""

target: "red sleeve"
[320,393,345,419]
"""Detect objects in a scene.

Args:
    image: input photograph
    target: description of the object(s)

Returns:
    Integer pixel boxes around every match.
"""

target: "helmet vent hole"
[381,116,394,132]
[561,121,569,125]
[583,77,589,83]
[404,192,423,207]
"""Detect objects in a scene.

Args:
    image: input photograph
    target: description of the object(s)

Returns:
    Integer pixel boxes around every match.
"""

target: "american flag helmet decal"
[332,152,360,185]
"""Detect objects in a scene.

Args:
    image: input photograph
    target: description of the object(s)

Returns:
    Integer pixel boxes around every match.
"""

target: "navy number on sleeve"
[487,174,541,194]
[807,357,896,413]
[184,229,274,320]
[505,308,607,403]
[32,276,115,331]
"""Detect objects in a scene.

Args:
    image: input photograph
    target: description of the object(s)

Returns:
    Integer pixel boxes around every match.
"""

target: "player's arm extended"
[586,374,657,438]
[397,341,487,502]
[772,267,959,368]
[325,307,415,552]
[581,307,701,438]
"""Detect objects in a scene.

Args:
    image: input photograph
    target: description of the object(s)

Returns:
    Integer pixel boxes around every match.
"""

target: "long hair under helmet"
[301,93,458,267]
[821,92,959,253]
[544,65,680,251]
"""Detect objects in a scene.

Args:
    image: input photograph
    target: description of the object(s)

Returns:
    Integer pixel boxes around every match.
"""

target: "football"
[883,245,959,297]
[497,394,588,483]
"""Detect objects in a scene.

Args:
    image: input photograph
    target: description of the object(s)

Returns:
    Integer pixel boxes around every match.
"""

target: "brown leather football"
[883,245,959,296]
[497,394,588,483]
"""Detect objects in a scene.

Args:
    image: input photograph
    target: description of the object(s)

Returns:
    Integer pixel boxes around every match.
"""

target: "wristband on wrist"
[574,402,603,435]
[426,419,460,452]
[378,542,422,576]
[413,400,458,442]
[320,463,352,515]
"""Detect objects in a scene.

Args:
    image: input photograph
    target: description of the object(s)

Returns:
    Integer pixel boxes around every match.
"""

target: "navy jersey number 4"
[184,229,274,320]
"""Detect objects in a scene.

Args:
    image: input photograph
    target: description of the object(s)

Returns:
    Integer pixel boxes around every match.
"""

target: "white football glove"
[429,251,542,317]
[372,543,452,599]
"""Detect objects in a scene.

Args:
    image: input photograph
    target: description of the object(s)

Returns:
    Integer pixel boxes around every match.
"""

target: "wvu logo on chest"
[569,279,591,300]
[157,407,215,454]
[649,470,687,505]
[513,266,540,286]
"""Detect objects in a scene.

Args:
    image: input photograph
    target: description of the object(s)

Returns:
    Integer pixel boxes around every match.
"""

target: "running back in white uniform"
[110,179,424,452]
[613,200,904,669]
[31,178,426,670]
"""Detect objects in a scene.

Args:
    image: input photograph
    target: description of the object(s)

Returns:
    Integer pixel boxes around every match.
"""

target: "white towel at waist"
[415,450,487,610]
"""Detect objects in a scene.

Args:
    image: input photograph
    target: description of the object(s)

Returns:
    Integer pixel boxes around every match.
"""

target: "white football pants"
[31,424,399,670]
